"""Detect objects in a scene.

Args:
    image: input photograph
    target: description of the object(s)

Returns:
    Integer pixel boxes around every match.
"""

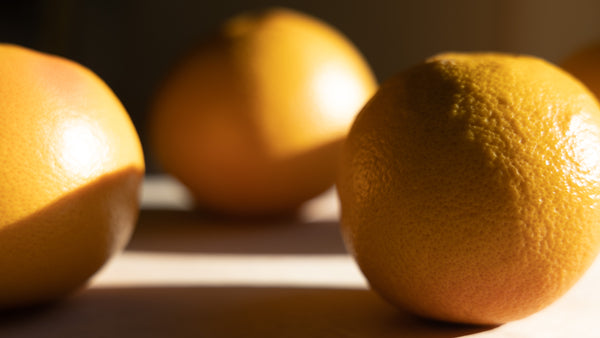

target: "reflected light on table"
[92,252,367,289]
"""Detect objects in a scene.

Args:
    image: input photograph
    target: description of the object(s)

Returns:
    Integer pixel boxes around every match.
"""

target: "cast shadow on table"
[126,208,347,254]
[0,286,496,338]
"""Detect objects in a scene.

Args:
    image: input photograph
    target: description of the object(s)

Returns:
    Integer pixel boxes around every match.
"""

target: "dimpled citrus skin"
[562,42,600,100]
[149,7,377,215]
[337,52,600,325]
[0,44,144,308]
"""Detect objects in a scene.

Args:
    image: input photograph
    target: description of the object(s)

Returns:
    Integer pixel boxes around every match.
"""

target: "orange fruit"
[149,7,377,216]
[0,44,145,308]
[561,41,600,100]
[337,52,600,325]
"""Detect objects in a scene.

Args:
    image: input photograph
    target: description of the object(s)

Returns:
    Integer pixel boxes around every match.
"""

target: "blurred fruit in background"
[0,44,145,308]
[561,41,600,100]
[337,52,600,324]
[149,7,377,216]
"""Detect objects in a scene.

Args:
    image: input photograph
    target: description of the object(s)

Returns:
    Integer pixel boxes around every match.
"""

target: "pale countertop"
[2,175,600,337]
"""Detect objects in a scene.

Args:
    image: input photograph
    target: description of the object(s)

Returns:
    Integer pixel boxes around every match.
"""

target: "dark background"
[2,0,600,172]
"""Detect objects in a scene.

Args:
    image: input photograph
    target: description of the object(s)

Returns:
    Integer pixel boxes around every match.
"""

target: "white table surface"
[2,175,600,337]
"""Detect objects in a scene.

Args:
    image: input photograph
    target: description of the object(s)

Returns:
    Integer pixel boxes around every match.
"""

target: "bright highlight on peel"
[58,119,108,180]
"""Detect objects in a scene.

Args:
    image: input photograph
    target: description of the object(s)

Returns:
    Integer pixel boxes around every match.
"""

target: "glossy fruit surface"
[0,44,145,308]
[337,52,600,324]
[149,7,377,215]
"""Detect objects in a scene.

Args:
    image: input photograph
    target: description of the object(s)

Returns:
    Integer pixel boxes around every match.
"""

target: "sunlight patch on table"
[92,252,367,289]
